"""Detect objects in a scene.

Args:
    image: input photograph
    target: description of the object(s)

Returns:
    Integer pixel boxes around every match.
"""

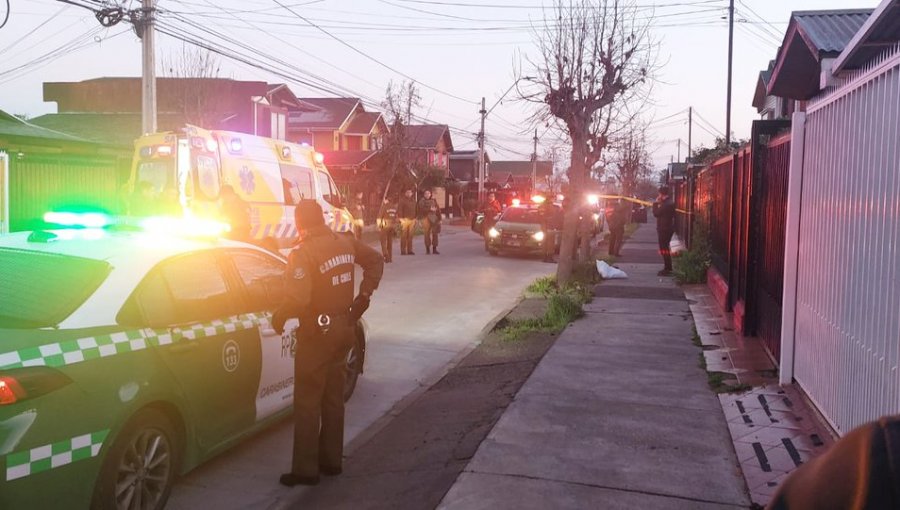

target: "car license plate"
[506,239,521,247]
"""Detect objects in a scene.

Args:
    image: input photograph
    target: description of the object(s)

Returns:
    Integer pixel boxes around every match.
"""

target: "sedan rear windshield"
[0,248,112,328]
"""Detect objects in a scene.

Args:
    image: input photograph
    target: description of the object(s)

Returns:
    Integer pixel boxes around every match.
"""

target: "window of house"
[272,112,286,140]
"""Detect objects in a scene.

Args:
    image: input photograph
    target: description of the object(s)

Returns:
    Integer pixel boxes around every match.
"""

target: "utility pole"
[477,97,486,204]
[531,128,538,194]
[677,138,681,163]
[139,0,158,134]
[726,0,734,147]
[687,106,693,163]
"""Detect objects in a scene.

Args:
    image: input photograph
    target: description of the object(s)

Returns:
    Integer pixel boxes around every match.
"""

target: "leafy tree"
[690,136,748,166]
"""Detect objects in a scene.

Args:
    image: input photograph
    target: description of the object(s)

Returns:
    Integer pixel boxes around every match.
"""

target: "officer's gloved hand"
[271,310,287,335]
[349,293,371,324]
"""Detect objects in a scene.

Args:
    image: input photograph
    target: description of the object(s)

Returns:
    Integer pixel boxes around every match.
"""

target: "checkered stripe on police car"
[0,313,268,371]
[5,429,109,481]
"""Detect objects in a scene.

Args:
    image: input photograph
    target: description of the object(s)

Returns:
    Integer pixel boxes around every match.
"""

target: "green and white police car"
[0,216,367,510]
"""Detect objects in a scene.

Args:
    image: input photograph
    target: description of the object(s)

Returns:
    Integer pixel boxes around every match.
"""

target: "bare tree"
[611,126,652,197]
[378,80,422,199]
[528,0,655,285]
[161,45,226,129]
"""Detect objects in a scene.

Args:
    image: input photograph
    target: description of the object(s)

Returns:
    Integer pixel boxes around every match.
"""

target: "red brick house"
[31,77,300,146]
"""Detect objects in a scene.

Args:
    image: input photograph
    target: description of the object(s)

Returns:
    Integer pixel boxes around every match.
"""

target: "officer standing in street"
[537,197,557,263]
[398,188,417,255]
[606,199,631,257]
[218,185,252,242]
[417,189,442,254]
[652,185,677,276]
[481,192,502,251]
[271,199,384,487]
[347,190,366,240]
[377,195,398,262]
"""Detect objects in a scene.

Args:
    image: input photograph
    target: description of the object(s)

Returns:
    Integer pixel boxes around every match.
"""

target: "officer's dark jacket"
[348,198,365,222]
[276,225,384,322]
[377,202,398,230]
[767,415,900,510]
[652,196,676,232]
[417,197,441,222]
[398,197,417,220]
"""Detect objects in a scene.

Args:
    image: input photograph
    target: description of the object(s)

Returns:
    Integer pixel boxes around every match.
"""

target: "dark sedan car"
[483,204,562,257]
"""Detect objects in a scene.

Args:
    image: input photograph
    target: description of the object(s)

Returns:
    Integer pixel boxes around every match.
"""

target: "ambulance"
[128,125,354,246]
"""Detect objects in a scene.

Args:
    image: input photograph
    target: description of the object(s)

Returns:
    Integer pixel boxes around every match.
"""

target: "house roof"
[405,124,453,150]
[29,112,185,146]
[489,160,553,177]
[288,98,360,130]
[752,60,777,111]
[490,172,513,186]
[266,83,302,109]
[344,112,383,135]
[792,10,873,55]
[768,9,874,100]
[319,150,377,168]
[834,0,900,72]
[0,110,92,143]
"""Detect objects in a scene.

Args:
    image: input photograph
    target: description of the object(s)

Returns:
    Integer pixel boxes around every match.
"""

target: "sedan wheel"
[93,410,179,510]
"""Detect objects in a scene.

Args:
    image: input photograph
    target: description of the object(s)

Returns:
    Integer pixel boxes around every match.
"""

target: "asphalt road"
[167,224,555,509]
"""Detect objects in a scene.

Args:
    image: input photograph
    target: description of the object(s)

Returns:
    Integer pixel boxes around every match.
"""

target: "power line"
[270,0,476,105]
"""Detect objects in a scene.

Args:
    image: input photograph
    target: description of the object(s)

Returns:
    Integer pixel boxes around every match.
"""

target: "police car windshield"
[500,207,542,224]
[0,248,111,328]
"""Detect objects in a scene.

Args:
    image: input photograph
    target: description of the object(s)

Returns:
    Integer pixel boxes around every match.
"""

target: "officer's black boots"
[426,246,431,254]
[433,248,440,254]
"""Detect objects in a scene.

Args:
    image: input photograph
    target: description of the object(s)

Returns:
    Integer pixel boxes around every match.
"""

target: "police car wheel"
[92,409,180,510]
[488,248,499,256]
[343,335,364,402]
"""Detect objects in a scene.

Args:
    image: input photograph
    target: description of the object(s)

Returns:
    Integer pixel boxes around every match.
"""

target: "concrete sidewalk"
[438,222,751,509]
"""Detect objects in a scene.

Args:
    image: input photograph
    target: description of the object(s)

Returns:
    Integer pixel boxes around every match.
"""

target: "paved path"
[439,222,751,509]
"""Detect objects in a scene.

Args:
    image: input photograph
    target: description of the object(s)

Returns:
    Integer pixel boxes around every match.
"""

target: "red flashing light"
[0,377,25,405]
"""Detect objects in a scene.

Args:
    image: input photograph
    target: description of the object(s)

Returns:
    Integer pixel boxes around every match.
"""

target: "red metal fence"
[672,119,791,360]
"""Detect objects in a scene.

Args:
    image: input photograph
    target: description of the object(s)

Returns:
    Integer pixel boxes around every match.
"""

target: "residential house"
[403,124,453,173]
[449,149,491,182]
[752,60,796,120]
[30,77,300,145]
[0,109,130,232]
[767,1,900,434]
[286,97,388,190]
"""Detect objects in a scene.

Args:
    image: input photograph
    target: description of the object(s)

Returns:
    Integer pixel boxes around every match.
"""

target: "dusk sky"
[0,0,881,171]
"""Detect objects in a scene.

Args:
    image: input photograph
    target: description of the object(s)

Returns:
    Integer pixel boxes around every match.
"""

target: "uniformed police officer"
[377,195,398,262]
[397,188,417,255]
[417,189,442,254]
[537,198,557,263]
[271,199,384,487]
[347,190,366,240]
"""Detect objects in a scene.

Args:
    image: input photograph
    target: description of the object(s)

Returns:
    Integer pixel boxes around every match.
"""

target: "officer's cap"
[295,199,326,229]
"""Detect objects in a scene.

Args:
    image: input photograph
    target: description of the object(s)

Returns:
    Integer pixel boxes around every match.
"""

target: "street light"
[478,76,536,205]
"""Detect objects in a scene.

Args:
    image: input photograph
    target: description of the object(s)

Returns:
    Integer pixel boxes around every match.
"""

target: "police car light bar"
[43,212,113,229]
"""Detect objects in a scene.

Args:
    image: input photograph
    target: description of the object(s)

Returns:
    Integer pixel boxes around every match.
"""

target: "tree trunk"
[556,141,586,286]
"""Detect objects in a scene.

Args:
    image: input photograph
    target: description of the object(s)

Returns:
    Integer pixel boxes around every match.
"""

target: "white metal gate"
[792,46,900,435]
